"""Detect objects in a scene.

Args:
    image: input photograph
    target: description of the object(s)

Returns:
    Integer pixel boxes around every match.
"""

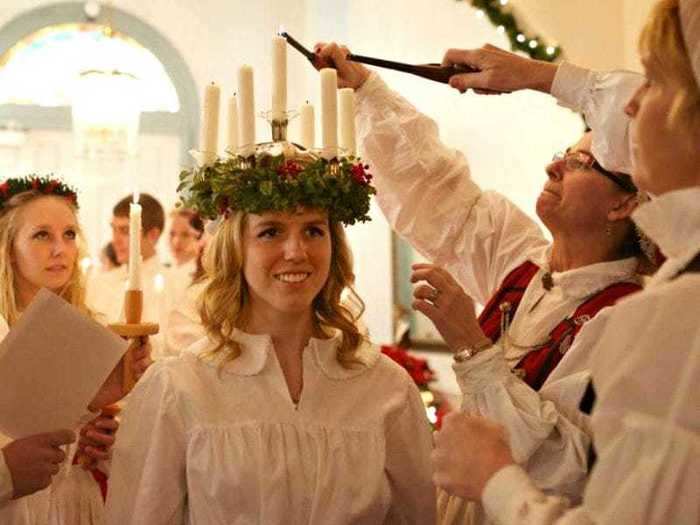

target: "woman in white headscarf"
[432,1,700,523]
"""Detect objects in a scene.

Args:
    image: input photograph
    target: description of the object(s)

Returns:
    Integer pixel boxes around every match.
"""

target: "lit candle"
[238,65,256,157]
[127,198,142,291]
[271,36,287,121]
[200,82,220,165]
[338,88,356,156]
[227,93,238,155]
[300,100,315,150]
[320,68,338,159]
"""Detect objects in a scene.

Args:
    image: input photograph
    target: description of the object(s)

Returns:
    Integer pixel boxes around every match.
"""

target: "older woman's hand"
[432,413,515,500]
[411,263,491,352]
[313,42,370,90]
[77,411,119,470]
[89,337,154,410]
[442,44,557,95]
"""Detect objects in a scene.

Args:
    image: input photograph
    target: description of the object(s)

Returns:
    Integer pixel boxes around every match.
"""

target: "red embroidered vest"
[478,261,642,391]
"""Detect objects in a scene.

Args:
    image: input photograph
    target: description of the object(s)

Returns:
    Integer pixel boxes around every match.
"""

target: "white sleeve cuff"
[551,62,596,112]
[452,345,510,394]
[483,465,571,525]
[0,449,14,504]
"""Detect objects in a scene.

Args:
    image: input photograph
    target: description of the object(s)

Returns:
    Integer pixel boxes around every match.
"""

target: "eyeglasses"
[551,151,637,194]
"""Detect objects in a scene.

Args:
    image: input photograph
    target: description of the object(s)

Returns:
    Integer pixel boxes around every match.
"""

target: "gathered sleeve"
[551,63,645,174]
[105,363,188,525]
[355,73,548,305]
[454,347,591,501]
[384,380,436,524]
[480,278,700,525]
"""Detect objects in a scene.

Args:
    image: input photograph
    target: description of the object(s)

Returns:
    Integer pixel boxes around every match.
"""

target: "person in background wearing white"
[315,39,651,524]
[167,207,203,271]
[433,0,700,523]
[87,193,172,359]
[0,176,151,524]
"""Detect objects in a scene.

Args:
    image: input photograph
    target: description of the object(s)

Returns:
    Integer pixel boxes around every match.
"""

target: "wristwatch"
[453,341,492,362]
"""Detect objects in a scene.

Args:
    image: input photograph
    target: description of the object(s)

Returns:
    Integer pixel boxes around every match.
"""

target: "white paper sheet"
[0,289,128,438]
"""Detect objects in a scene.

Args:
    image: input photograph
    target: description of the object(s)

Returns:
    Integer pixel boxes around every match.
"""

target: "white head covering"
[680,0,700,86]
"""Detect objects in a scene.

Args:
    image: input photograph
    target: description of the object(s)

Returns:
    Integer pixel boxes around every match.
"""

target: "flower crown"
[177,150,376,226]
[0,176,78,211]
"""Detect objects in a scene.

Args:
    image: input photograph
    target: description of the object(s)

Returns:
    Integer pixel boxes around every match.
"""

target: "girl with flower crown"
[105,155,435,523]
[0,177,152,524]
[430,0,700,522]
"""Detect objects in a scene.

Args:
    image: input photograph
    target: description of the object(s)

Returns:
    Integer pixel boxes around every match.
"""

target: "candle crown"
[178,145,375,226]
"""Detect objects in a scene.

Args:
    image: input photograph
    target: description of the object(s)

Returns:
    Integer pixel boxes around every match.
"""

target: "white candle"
[299,100,315,150]
[238,65,256,157]
[320,68,338,159]
[227,93,238,155]
[338,88,356,157]
[127,201,142,291]
[271,36,287,121]
[200,82,220,165]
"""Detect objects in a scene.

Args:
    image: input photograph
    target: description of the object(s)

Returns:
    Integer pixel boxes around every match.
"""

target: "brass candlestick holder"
[109,289,159,393]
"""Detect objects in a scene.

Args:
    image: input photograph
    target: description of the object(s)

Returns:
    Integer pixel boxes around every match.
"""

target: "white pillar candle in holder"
[238,65,256,157]
[227,93,238,155]
[271,36,287,121]
[300,100,315,150]
[127,200,142,291]
[320,68,338,160]
[338,88,356,157]
[200,82,220,165]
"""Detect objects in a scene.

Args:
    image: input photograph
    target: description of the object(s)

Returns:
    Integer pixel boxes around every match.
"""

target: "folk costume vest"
[478,261,642,391]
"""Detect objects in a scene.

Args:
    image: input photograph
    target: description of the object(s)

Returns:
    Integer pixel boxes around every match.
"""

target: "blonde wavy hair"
[0,192,92,325]
[640,0,700,144]
[198,209,366,368]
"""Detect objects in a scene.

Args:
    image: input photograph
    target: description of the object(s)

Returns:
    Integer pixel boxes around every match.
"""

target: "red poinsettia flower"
[381,345,435,387]
[350,163,373,186]
[277,160,303,179]
[45,180,59,193]
[31,178,40,190]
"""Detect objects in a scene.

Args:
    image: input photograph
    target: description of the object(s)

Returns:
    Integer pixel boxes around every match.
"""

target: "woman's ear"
[608,193,639,222]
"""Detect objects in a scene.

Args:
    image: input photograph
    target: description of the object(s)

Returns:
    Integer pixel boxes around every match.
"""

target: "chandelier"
[71,68,141,160]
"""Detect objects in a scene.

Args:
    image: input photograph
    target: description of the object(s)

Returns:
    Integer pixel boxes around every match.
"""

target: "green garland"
[457,0,562,62]
[178,154,376,226]
[0,176,78,210]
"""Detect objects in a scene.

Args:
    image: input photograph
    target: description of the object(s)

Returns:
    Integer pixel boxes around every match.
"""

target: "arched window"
[0,3,199,259]
[0,23,179,112]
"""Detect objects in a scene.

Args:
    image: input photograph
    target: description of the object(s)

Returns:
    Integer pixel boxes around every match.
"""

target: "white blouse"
[105,331,436,524]
[481,187,700,524]
[354,71,640,523]
[0,317,104,525]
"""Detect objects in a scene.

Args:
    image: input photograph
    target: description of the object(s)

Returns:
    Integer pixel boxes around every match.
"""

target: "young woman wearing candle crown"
[315,38,653,523]
[0,176,152,524]
[105,154,435,524]
[430,0,700,522]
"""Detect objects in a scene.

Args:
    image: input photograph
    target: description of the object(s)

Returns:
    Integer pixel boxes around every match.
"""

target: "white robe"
[105,331,436,524]
[480,188,700,524]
